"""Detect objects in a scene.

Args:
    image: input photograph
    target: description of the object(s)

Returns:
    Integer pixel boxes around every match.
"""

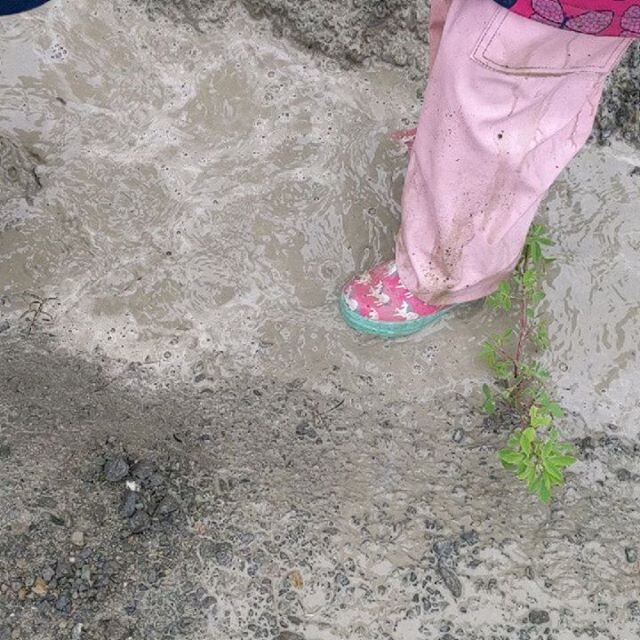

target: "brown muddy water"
[1,1,640,639]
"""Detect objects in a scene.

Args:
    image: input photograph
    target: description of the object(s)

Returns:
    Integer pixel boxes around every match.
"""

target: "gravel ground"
[1,337,640,639]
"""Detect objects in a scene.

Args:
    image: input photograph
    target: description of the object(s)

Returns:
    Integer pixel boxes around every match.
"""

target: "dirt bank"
[142,0,640,146]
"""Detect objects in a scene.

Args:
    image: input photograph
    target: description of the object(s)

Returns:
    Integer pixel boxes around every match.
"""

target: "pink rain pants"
[395,0,632,306]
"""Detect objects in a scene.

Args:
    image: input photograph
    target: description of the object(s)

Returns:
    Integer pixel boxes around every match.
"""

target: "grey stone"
[55,592,72,612]
[437,563,462,598]
[616,468,632,481]
[277,633,305,640]
[155,494,180,516]
[528,609,550,624]
[56,560,73,579]
[103,456,130,482]
[208,541,234,566]
[119,489,138,518]
[295,421,316,438]
[433,539,457,560]
[625,547,638,563]
[71,530,85,547]
[42,566,55,583]
[131,460,156,480]
[452,428,465,443]
[460,529,479,546]
[128,511,151,534]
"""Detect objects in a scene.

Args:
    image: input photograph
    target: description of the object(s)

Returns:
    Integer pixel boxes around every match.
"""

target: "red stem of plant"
[512,250,531,412]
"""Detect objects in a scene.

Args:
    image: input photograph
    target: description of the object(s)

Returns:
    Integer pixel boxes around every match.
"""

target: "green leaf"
[529,406,551,429]
[548,402,564,418]
[529,475,543,495]
[538,482,551,504]
[519,428,536,455]
[482,384,496,414]
[499,450,524,466]
[549,454,577,468]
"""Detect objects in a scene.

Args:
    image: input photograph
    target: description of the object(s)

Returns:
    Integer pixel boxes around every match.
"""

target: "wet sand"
[1,1,639,639]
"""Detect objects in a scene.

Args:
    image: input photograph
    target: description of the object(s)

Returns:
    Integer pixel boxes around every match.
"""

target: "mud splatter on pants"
[396,0,631,306]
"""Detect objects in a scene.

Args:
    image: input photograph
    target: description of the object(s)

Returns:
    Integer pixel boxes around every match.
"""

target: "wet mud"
[1,0,640,638]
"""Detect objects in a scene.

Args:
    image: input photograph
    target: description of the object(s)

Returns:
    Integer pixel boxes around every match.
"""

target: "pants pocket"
[471,8,630,76]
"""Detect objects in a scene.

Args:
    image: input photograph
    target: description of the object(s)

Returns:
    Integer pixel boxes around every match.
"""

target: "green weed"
[482,224,576,503]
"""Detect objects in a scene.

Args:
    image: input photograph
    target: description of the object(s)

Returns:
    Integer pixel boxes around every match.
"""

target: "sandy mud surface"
[1,1,639,639]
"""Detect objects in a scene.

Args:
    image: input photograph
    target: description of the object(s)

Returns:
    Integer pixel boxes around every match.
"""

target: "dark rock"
[207,541,234,567]
[128,511,151,534]
[460,529,479,546]
[131,460,156,480]
[433,539,457,561]
[155,494,180,516]
[103,456,130,482]
[628,600,640,621]
[616,468,632,481]
[55,592,72,613]
[55,560,73,579]
[436,563,462,598]
[50,512,68,527]
[0,443,10,459]
[147,472,165,488]
[41,566,55,583]
[452,428,465,443]
[625,547,638,563]
[528,609,550,624]
[0,320,9,333]
[119,490,138,518]
[295,421,316,438]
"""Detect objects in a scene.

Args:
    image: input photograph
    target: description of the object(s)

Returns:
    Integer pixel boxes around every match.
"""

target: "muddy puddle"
[1,1,640,639]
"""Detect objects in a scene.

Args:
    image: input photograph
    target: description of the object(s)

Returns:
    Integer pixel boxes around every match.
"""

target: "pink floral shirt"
[495,0,640,36]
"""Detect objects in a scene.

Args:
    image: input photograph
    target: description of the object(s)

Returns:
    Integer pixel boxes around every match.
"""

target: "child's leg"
[396,0,630,307]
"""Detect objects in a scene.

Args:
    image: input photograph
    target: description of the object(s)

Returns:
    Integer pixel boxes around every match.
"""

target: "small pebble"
[625,547,638,563]
[452,428,465,443]
[119,490,138,519]
[71,531,85,547]
[55,592,72,612]
[128,511,151,534]
[528,609,550,624]
[437,563,462,598]
[42,566,55,583]
[155,495,180,516]
[131,460,155,480]
[104,456,130,482]
[616,468,632,481]
[31,577,48,596]
[208,542,233,567]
